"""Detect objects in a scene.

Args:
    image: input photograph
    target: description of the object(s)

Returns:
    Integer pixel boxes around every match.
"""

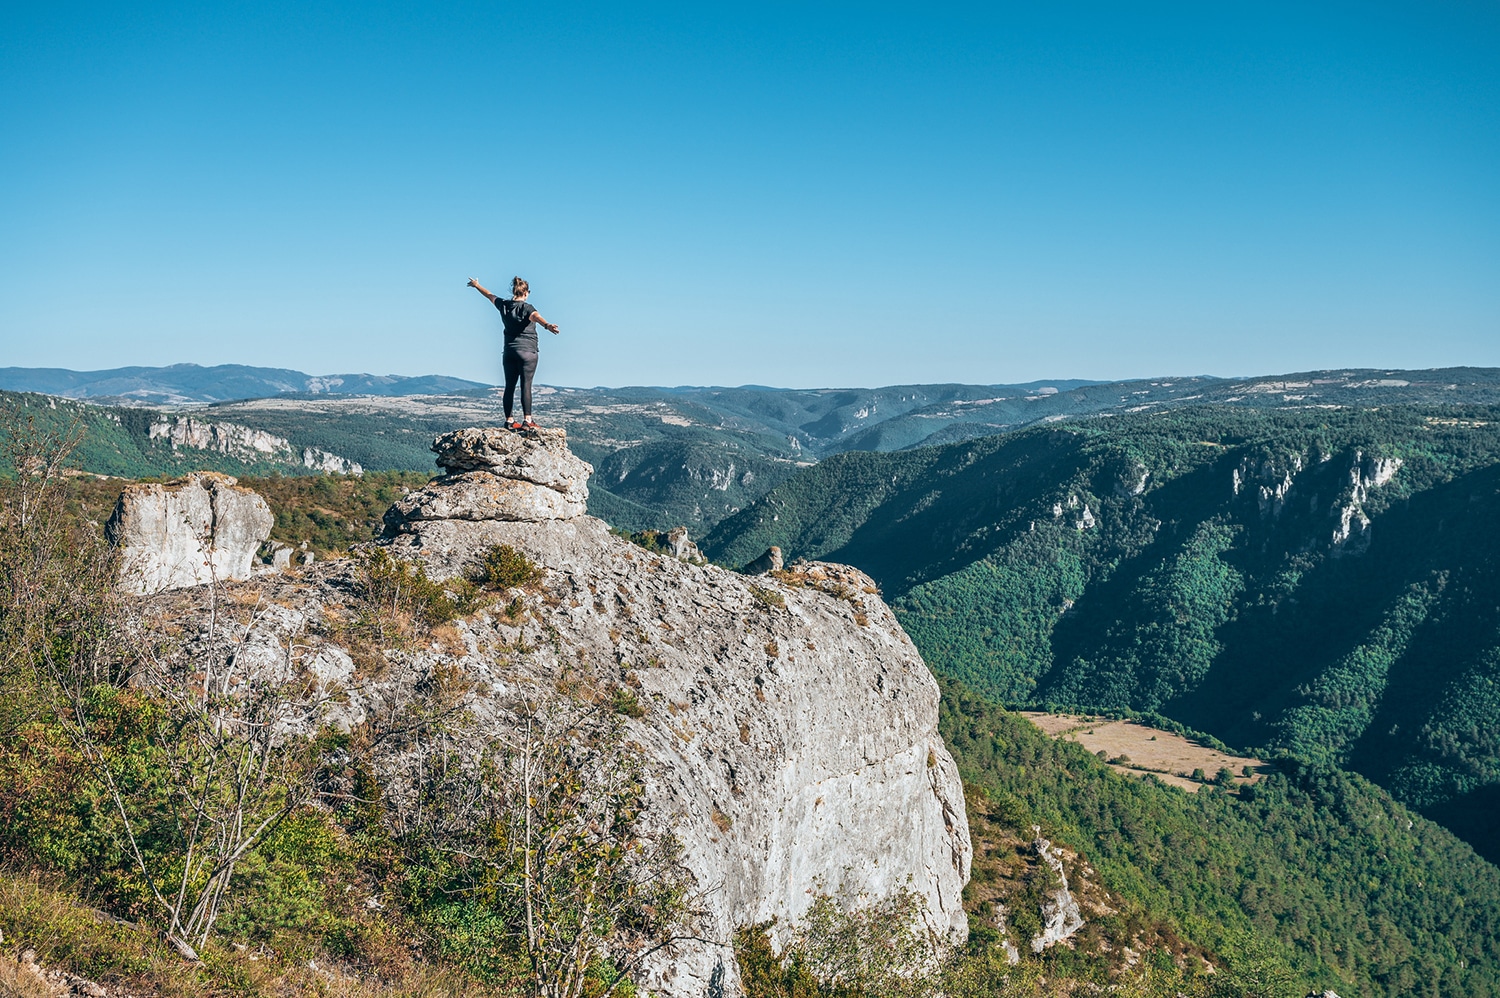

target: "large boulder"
[383,470,587,528]
[743,545,783,574]
[105,472,274,594]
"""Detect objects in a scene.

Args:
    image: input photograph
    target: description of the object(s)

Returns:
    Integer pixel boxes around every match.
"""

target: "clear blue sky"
[2,2,1496,388]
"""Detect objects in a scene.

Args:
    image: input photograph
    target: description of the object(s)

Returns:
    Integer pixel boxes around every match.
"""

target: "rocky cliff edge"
[152,427,971,996]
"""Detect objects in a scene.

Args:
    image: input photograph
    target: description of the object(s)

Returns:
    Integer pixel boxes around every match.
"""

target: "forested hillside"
[941,682,1500,998]
[9,363,1500,457]
[0,363,487,404]
[703,405,1500,863]
[0,392,329,479]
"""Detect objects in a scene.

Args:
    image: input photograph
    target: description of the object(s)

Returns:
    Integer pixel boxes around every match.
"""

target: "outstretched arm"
[530,311,561,335]
[467,277,498,304]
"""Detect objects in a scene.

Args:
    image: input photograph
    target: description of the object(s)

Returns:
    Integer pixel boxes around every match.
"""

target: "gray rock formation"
[1329,450,1402,555]
[386,470,586,526]
[149,415,362,475]
[133,429,969,995]
[1233,447,1403,556]
[1029,827,1084,953]
[743,546,783,574]
[302,447,363,475]
[665,526,703,564]
[432,426,592,497]
[379,428,594,576]
[352,428,971,994]
[106,472,274,593]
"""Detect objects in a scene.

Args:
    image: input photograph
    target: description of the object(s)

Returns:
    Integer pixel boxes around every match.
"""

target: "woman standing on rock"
[467,275,560,430]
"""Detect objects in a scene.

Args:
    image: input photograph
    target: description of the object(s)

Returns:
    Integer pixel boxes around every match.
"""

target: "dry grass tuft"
[0,953,56,998]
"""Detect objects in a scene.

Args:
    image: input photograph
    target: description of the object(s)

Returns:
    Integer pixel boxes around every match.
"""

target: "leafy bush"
[357,548,483,635]
[400,691,692,998]
[736,886,937,998]
[472,544,542,591]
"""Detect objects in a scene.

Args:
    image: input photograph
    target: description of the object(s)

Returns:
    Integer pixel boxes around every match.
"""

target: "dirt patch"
[1020,713,1267,792]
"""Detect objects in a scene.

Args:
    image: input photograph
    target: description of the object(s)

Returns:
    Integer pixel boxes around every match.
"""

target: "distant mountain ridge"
[7,364,1500,533]
[0,363,490,404]
[7,364,1500,456]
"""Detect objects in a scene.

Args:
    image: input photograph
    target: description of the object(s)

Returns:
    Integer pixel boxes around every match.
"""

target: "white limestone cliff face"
[302,447,362,475]
[1051,494,1096,532]
[1231,447,1401,555]
[105,472,274,593]
[1329,450,1402,555]
[1233,452,1305,519]
[157,427,969,996]
[149,415,362,475]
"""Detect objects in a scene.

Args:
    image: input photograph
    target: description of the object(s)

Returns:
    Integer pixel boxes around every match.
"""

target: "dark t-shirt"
[495,298,539,354]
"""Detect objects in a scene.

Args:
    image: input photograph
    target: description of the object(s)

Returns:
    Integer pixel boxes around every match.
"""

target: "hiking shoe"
[507,420,523,431]
[522,419,539,430]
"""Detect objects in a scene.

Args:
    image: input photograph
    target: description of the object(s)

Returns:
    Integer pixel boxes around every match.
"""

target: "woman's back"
[496,298,538,352]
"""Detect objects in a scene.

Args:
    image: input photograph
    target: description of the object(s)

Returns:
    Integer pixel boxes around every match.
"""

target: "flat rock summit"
[116,427,973,996]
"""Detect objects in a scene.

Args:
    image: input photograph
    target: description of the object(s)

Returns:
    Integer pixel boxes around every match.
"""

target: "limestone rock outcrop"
[338,428,972,994]
[432,426,592,495]
[379,428,593,576]
[665,526,703,564]
[1329,450,1402,555]
[743,545,783,574]
[1029,827,1084,953]
[149,415,362,475]
[302,447,363,475]
[386,470,585,525]
[106,472,274,593]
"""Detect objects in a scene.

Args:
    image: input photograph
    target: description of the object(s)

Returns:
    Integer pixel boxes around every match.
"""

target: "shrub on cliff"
[355,547,485,637]
[472,543,542,591]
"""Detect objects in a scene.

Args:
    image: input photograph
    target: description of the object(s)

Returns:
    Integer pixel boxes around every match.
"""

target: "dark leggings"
[503,349,538,418]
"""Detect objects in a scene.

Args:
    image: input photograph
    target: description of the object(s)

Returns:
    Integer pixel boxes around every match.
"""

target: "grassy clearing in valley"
[1021,713,1266,791]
